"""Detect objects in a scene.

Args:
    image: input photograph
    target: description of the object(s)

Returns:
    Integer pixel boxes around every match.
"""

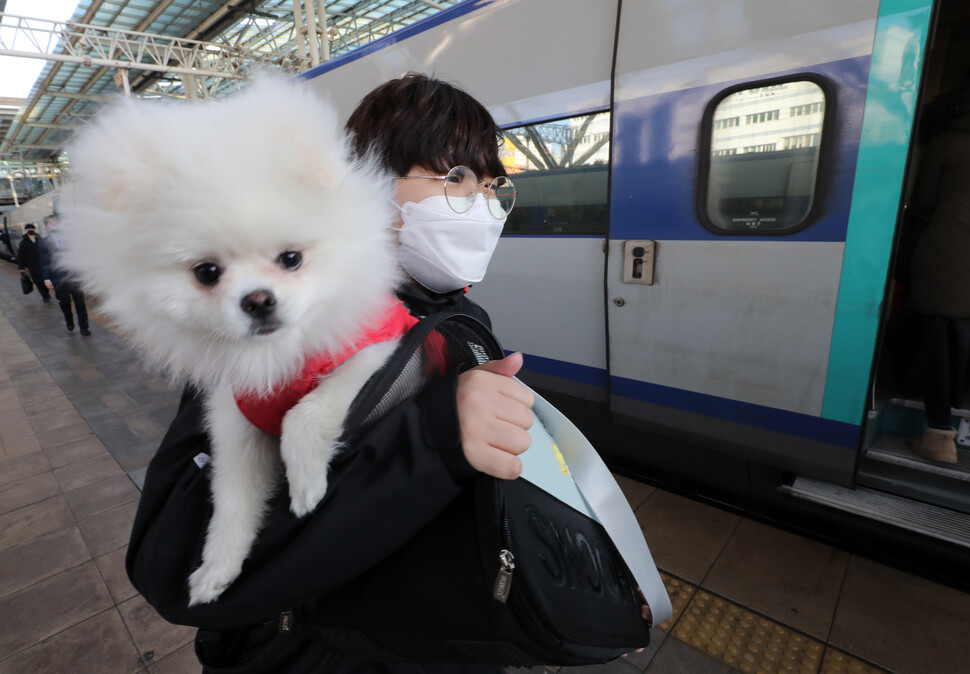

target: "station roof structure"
[0,0,460,167]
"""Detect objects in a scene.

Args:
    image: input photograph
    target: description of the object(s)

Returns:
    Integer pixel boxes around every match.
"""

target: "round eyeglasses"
[397,166,516,219]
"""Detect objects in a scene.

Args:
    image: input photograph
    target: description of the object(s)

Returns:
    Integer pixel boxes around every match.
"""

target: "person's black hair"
[24,223,36,231]
[346,72,505,179]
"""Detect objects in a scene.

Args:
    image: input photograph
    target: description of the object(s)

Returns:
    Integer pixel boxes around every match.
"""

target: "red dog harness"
[235,300,417,436]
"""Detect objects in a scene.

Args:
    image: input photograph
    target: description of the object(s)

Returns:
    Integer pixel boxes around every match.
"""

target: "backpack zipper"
[493,549,515,603]
[490,481,561,649]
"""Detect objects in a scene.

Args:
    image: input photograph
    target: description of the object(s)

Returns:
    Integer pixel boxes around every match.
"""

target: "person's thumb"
[474,352,524,379]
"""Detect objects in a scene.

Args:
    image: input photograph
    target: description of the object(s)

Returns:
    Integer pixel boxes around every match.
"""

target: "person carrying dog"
[17,223,52,303]
[126,73,531,673]
[39,214,91,336]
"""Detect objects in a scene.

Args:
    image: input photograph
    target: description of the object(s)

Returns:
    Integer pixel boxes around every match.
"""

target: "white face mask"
[395,194,505,293]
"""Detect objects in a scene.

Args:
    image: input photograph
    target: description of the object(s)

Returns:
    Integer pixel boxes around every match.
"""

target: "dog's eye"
[278,251,303,271]
[193,262,221,286]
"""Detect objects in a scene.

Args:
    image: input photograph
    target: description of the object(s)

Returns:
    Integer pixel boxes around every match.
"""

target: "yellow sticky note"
[552,442,570,475]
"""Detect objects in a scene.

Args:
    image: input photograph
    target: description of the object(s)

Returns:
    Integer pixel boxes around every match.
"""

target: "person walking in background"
[17,223,51,303]
[906,78,970,463]
[39,214,91,336]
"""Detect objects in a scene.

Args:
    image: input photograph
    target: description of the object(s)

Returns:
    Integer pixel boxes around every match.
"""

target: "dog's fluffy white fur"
[59,78,402,605]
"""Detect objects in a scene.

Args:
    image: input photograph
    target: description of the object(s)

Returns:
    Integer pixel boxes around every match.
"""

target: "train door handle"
[621,240,655,285]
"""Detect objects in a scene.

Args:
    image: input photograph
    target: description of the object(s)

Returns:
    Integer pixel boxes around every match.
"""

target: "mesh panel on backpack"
[359,344,428,427]
[346,313,503,433]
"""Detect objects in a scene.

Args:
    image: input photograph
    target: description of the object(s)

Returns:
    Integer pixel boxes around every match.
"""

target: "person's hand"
[44,281,54,291]
[457,352,534,479]
[637,587,653,624]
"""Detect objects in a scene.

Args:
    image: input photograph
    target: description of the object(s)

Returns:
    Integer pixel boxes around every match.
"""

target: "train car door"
[605,0,934,484]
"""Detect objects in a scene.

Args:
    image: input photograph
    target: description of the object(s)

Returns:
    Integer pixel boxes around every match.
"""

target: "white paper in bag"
[519,411,598,521]
[516,380,673,625]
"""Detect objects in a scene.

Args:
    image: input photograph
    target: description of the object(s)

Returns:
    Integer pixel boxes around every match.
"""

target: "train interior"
[863,0,970,525]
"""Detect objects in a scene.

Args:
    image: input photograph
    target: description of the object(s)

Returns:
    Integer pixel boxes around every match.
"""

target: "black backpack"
[292,312,653,667]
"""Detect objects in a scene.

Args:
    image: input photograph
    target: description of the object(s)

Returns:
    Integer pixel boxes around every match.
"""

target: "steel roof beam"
[19,122,80,131]
[1,7,309,158]
[0,0,106,157]
[0,14,306,78]
[32,91,114,103]
[3,0,459,161]
[0,47,252,79]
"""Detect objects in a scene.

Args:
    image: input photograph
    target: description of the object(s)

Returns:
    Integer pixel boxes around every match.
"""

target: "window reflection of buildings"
[711,82,825,156]
[501,112,611,173]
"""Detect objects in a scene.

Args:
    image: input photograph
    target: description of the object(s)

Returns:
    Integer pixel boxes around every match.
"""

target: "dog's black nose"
[240,289,276,320]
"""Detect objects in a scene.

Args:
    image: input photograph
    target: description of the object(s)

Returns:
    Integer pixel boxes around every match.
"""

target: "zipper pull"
[493,549,515,603]
[278,609,293,633]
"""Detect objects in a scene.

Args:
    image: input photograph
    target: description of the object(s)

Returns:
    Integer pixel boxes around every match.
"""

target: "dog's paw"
[289,473,328,518]
[188,560,240,606]
[280,427,336,518]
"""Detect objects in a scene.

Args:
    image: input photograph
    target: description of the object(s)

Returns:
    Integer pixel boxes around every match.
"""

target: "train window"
[699,78,829,234]
[500,112,610,235]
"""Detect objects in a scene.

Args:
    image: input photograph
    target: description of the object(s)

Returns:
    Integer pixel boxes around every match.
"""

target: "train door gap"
[863,0,970,504]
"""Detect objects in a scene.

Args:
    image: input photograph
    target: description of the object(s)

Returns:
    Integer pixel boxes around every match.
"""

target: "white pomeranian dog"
[59,78,407,605]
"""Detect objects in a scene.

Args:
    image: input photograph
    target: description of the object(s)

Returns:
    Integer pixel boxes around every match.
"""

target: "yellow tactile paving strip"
[657,572,695,632]
[656,577,888,674]
[674,590,824,673]
[820,648,888,674]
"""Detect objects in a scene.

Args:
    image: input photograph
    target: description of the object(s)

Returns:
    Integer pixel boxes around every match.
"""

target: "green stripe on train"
[821,0,934,425]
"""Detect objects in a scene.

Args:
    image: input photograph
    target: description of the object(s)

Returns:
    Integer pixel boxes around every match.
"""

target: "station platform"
[1,258,968,674]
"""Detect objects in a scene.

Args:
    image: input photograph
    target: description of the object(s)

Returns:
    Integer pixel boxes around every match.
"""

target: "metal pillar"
[292,0,309,60]
[304,0,321,67]
[183,73,198,101]
[6,176,20,207]
[293,1,329,67]
[317,0,330,61]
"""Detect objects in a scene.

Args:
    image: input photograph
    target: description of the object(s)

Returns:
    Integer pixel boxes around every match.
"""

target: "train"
[296,0,970,586]
[4,0,966,586]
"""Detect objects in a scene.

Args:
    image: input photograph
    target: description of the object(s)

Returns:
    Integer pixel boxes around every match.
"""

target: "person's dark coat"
[126,284,501,673]
[17,232,51,300]
[37,233,89,331]
[38,234,70,288]
[909,113,970,318]
[17,233,43,279]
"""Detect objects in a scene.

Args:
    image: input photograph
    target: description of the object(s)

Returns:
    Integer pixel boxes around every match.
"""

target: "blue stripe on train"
[521,354,860,448]
[298,0,498,82]
[610,376,861,448]
[519,353,608,388]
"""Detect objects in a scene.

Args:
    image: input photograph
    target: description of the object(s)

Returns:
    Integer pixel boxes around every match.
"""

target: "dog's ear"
[280,124,342,193]
[91,159,158,215]
[270,83,344,192]
[70,102,162,214]
[297,157,340,193]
